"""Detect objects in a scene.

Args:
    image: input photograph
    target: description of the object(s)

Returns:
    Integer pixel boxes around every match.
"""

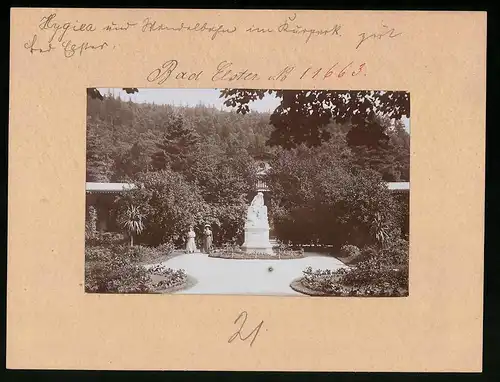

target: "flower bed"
[147,264,187,289]
[291,240,409,297]
[86,232,127,247]
[86,241,175,264]
[136,242,176,264]
[208,243,304,259]
[291,275,408,297]
[85,245,191,294]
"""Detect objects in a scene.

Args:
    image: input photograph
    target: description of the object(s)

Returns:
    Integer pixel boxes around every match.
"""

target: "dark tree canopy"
[87,87,139,101]
[151,113,200,172]
[86,92,409,247]
[220,89,410,149]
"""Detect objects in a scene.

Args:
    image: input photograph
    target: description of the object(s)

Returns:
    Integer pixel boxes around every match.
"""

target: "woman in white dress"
[186,225,197,253]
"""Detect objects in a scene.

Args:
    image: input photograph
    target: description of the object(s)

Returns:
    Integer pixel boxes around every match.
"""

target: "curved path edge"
[153,275,198,294]
[290,277,332,296]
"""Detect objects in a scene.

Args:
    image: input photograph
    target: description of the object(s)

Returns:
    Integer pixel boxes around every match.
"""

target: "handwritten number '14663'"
[228,311,264,347]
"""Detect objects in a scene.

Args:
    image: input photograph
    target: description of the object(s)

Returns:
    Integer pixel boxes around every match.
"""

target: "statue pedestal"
[242,226,274,255]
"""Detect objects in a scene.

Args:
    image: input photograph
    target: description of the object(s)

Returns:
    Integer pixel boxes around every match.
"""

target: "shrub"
[117,204,145,246]
[300,239,409,297]
[115,170,210,246]
[302,266,339,293]
[301,264,407,297]
[87,231,126,247]
[85,244,183,293]
[209,242,304,259]
[120,245,154,262]
[147,265,187,290]
[340,244,361,258]
[85,206,98,241]
[155,242,176,256]
[360,244,378,259]
[340,244,378,265]
[148,265,187,286]
[111,242,175,263]
[85,246,113,262]
[114,166,254,247]
[380,237,409,267]
[85,247,153,293]
[209,203,248,248]
[334,258,407,291]
[267,144,403,249]
[274,243,304,259]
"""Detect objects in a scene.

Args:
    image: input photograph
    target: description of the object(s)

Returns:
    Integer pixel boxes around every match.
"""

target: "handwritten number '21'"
[228,311,264,347]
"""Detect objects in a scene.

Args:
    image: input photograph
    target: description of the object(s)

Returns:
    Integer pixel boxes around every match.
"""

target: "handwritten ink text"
[61,40,109,58]
[212,61,260,82]
[356,23,402,49]
[228,311,264,347]
[103,21,137,31]
[278,13,342,43]
[246,25,274,33]
[39,13,96,43]
[269,66,295,81]
[24,34,55,54]
[23,11,397,73]
[299,62,366,79]
[146,59,204,85]
[142,18,237,40]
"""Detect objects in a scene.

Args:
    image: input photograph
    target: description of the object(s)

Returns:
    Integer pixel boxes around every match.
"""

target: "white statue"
[246,192,268,228]
[242,192,273,254]
[252,192,265,207]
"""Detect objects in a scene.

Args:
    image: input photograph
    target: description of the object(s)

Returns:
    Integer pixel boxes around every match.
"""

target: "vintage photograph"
[85,88,410,297]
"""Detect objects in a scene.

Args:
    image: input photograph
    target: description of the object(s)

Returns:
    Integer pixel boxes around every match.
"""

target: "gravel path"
[158,252,346,296]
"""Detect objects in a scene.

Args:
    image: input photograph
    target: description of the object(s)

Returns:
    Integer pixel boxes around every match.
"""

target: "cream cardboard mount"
[8,8,486,371]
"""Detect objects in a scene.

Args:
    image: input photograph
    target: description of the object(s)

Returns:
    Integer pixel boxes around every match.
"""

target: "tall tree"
[113,142,150,181]
[86,119,114,182]
[220,89,409,149]
[87,87,138,100]
[151,113,200,172]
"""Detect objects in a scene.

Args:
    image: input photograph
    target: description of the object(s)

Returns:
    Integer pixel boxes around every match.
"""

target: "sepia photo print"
[85,88,410,297]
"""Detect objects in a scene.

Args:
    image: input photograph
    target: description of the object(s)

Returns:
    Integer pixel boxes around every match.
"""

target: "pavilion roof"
[85,181,409,193]
[85,182,136,193]
[387,182,410,191]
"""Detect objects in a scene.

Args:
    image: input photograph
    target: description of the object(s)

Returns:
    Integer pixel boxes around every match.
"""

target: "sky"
[99,88,410,131]
[98,88,281,113]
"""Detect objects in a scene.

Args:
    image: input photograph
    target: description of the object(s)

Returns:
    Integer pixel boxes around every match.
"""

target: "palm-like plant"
[119,205,145,247]
[370,212,390,248]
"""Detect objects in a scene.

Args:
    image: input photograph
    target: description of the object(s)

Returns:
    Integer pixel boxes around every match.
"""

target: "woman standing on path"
[186,225,197,254]
[202,224,213,254]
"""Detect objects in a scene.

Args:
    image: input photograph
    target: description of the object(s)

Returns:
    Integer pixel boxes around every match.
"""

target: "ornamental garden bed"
[290,258,409,297]
[333,244,371,266]
[208,245,305,260]
[84,245,194,294]
[148,267,197,293]
[290,277,408,297]
[85,234,178,265]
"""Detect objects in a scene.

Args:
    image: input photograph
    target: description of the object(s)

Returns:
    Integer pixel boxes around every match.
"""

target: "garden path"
[158,252,346,296]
